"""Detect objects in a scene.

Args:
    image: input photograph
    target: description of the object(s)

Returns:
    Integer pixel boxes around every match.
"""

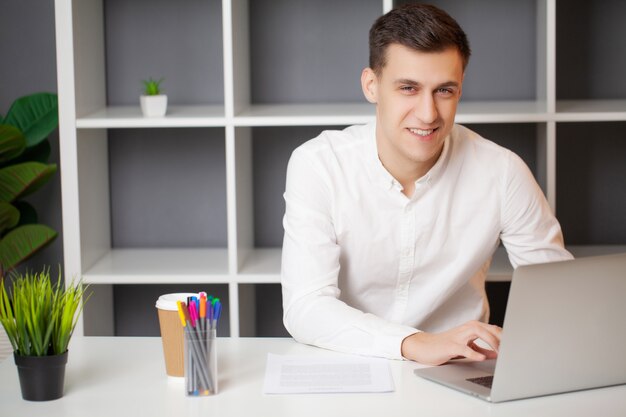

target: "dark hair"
[369,3,471,75]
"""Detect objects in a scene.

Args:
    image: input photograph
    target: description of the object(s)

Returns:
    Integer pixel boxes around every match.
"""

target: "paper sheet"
[263,353,395,394]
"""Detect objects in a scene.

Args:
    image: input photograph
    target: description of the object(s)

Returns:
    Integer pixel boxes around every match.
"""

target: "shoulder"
[289,124,372,175]
[293,123,371,159]
[450,124,522,172]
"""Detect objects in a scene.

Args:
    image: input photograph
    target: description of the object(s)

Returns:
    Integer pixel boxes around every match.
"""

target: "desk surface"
[1,337,624,417]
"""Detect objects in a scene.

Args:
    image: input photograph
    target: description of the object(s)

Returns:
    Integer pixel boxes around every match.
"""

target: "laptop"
[414,253,626,402]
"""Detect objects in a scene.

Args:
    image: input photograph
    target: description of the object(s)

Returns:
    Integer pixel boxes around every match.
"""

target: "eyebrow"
[394,79,460,89]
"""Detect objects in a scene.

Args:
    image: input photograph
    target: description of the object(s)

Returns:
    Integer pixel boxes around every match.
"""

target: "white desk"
[0,337,624,417]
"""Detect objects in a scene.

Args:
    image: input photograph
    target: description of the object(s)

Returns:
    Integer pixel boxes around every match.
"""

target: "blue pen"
[212,300,222,330]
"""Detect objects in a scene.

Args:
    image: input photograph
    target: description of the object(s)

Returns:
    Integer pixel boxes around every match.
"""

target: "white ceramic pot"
[140,95,168,117]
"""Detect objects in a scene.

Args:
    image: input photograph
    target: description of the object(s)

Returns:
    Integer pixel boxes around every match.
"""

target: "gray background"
[2,0,625,337]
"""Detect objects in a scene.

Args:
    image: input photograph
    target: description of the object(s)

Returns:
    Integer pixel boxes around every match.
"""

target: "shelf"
[80,244,626,286]
[455,101,548,124]
[567,245,626,258]
[235,247,513,284]
[82,248,230,284]
[237,248,282,283]
[76,105,226,128]
[234,103,374,126]
[555,100,626,122]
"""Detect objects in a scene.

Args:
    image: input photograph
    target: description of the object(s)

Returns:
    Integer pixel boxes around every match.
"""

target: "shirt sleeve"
[281,147,418,360]
[500,152,574,268]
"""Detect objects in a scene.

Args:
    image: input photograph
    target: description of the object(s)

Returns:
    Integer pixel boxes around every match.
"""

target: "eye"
[436,87,455,97]
[399,86,416,94]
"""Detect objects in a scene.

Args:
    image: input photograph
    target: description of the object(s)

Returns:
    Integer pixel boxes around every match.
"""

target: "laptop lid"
[415,253,626,402]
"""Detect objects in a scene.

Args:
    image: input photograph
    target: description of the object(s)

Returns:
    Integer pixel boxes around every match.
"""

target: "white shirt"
[281,122,573,360]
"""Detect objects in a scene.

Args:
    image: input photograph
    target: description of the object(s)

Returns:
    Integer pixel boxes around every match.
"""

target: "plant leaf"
[0,124,26,164]
[3,93,58,148]
[0,224,57,272]
[0,202,20,234]
[0,162,57,202]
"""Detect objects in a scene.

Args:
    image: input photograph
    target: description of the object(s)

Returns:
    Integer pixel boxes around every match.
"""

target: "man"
[281,4,572,365]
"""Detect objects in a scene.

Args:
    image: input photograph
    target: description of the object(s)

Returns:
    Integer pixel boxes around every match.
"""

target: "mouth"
[407,127,439,141]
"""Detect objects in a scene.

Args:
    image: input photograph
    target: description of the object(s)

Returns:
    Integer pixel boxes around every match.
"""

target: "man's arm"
[499,152,574,267]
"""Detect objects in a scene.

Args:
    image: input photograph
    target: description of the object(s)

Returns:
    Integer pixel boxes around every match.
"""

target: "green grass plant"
[0,268,88,356]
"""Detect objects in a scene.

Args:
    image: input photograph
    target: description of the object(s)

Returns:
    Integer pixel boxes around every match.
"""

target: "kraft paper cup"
[156,293,196,377]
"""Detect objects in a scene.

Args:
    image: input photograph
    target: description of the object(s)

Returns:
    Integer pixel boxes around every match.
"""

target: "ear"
[361,67,378,104]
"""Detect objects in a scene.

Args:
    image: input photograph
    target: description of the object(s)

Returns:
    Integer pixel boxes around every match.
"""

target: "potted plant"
[140,77,167,117]
[0,92,58,274]
[0,268,89,401]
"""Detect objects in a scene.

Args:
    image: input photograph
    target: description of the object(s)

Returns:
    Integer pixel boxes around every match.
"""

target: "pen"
[177,301,193,395]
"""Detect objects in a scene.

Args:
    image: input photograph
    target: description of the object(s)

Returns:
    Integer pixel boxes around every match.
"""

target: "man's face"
[362,44,464,177]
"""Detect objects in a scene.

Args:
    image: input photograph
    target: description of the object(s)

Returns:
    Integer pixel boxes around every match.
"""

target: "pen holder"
[184,327,217,396]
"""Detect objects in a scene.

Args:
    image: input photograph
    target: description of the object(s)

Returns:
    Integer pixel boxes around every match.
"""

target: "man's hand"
[401,320,502,365]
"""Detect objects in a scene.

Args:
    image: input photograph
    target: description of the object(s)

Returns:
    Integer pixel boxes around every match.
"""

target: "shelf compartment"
[247,0,380,105]
[82,248,230,284]
[556,0,626,101]
[103,0,224,107]
[76,105,227,128]
[108,127,228,249]
[238,283,289,337]
[556,122,626,245]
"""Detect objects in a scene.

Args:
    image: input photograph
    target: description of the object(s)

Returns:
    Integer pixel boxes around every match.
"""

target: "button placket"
[390,203,416,322]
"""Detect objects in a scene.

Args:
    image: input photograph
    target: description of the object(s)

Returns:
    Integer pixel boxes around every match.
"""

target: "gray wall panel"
[250,0,380,103]
[557,0,626,99]
[109,128,228,247]
[104,0,224,105]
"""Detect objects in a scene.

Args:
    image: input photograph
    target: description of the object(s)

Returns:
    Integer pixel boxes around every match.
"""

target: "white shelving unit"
[55,0,626,337]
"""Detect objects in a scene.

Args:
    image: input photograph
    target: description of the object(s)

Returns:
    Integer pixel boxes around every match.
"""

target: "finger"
[469,342,498,359]
[459,344,486,362]
[464,324,501,353]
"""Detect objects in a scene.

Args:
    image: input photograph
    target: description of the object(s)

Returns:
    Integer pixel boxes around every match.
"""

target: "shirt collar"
[364,121,453,192]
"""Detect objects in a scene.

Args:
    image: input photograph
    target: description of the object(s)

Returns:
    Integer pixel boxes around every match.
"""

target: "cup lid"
[155,293,197,311]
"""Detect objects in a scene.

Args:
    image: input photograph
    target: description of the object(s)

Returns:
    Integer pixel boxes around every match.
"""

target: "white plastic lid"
[155,293,197,311]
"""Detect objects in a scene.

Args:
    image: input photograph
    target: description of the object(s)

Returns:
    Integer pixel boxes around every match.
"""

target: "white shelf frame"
[55,0,626,338]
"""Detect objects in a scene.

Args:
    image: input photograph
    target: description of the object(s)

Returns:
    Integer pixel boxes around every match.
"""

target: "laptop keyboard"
[466,375,494,389]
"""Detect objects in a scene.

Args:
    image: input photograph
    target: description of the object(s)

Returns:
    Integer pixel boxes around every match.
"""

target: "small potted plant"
[0,268,89,401]
[140,77,167,117]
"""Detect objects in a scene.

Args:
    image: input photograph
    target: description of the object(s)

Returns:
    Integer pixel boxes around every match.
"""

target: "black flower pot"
[14,350,68,401]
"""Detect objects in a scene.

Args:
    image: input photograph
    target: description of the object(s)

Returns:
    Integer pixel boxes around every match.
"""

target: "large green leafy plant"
[0,93,58,275]
[0,268,88,356]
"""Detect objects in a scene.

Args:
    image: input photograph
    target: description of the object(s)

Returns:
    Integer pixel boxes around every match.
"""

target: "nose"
[414,93,438,125]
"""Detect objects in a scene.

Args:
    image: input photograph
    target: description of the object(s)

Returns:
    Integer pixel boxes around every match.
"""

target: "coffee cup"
[156,293,196,377]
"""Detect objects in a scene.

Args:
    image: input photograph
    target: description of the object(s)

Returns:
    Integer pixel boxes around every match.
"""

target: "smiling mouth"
[407,127,438,137]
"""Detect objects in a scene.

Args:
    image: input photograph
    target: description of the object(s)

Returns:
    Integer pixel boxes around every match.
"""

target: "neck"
[375,135,442,197]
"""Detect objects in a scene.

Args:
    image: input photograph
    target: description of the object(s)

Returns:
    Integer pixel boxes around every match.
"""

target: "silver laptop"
[414,253,626,402]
